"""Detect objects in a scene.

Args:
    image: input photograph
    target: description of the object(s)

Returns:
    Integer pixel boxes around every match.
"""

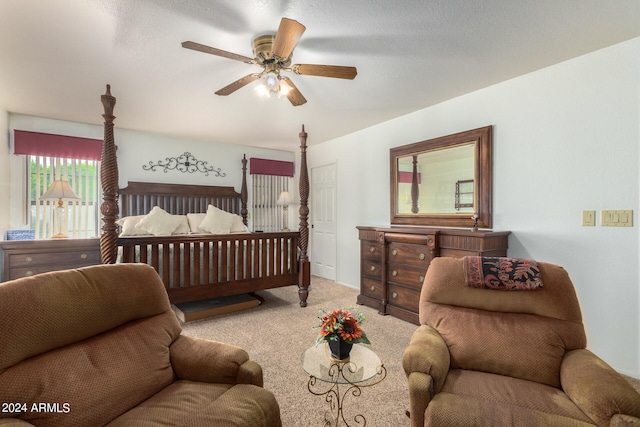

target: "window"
[14,130,103,239]
[29,156,101,239]
[250,158,295,232]
[252,174,290,232]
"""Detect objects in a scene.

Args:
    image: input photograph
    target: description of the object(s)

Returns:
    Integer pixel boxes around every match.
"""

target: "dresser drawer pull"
[25,270,34,277]
[80,253,88,259]
[369,246,375,253]
[419,275,425,283]
[392,292,398,299]
[25,256,33,263]
[370,265,376,272]
[391,249,397,256]
[419,253,425,260]
[391,270,398,277]
[370,285,376,292]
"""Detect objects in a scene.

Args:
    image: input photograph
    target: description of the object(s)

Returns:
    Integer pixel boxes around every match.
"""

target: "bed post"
[100,85,119,264]
[241,154,248,225]
[298,125,310,307]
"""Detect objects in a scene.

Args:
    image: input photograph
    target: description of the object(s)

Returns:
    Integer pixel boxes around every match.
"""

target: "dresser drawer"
[387,264,427,289]
[388,242,431,267]
[360,241,382,261]
[360,277,384,300]
[9,250,101,268]
[388,283,421,313]
[361,258,382,280]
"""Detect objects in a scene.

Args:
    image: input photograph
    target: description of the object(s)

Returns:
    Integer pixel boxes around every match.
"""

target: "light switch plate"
[601,210,633,227]
[582,210,595,226]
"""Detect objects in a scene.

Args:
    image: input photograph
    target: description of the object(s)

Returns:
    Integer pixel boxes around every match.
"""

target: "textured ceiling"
[1,0,639,151]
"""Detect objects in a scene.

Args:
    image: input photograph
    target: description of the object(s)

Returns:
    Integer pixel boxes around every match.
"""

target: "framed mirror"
[390,125,492,228]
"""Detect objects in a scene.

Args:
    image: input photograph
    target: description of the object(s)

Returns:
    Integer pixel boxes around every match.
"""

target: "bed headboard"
[119,181,245,219]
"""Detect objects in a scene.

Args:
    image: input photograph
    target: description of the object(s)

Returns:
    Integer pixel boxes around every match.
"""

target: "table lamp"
[276,191,294,231]
[40,180,81,238]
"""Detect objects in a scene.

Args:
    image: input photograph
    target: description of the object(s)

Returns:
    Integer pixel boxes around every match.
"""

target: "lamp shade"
[40,180,80,201]
[277,191,293,206]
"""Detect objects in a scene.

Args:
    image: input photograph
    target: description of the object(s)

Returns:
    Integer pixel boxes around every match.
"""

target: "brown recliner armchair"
[0,263,282,427]
[403,256,640,427]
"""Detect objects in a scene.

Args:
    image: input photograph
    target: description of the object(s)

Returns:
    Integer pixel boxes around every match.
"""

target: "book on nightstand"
[172,293,261,322]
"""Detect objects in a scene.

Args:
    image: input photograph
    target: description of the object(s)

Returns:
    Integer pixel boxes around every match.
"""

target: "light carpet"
[180,276,414,426]
[180,276,640,426]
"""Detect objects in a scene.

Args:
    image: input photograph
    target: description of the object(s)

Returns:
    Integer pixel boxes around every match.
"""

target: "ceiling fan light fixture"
[263,71,279,92]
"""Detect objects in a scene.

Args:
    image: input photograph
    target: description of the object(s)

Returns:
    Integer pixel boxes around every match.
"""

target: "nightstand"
[0,238,101,282]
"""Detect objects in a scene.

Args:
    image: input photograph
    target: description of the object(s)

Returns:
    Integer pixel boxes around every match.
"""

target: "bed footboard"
[118,232,303,305]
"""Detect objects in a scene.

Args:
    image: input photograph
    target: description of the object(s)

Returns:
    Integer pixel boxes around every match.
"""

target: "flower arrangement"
[471,212,479,231]
[315,307,371,347]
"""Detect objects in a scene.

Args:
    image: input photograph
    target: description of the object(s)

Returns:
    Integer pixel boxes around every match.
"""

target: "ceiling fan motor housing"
[253,35,291,67]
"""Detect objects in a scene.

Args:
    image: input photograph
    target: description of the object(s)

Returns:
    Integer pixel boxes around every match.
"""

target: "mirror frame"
[390,125,492,228]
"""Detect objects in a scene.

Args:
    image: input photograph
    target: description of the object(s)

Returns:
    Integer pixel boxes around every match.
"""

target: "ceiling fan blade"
[293,64,357,79]
[215,74,261,96]
[280,77,307,106]
[271,18,306,59]
[182,41,254,64]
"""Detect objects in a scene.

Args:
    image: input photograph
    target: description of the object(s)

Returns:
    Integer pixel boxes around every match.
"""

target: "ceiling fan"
[182,18,358,106]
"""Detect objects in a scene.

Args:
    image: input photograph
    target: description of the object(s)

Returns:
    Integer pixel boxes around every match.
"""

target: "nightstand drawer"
[9,250,101,268]
[1,239,101,282]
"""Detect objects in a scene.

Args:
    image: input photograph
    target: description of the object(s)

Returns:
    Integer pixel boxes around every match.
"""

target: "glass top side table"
[301,343,387,426]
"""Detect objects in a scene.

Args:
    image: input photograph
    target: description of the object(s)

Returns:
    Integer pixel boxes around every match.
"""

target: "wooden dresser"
[0,238,101,282]
[357,226,510,324]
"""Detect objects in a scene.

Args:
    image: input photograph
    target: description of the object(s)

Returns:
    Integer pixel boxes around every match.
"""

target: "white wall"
[308,37,640,377]
[4,114,296,233]
[0,108,9,232]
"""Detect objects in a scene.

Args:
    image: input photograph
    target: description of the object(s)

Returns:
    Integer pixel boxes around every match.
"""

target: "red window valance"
[14,130,102,161]
[398,171,421,184]
[250,157,294,177]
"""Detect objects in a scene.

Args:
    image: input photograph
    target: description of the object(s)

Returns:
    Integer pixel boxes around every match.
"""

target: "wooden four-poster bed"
[98,85,310,306]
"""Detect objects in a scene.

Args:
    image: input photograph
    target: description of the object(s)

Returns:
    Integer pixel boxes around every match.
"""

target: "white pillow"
[230,214,249,233]
[116,215,152,236]
[172,216,191,235]
[136,206,185,236]
[199,205,235,234]
[187,213,208,234]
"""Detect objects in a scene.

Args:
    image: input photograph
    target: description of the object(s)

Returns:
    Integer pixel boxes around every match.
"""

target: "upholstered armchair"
[403,256,640,427]
[0,263,281,427]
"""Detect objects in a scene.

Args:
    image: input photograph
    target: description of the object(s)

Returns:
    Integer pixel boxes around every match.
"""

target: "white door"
[311,163,337,280]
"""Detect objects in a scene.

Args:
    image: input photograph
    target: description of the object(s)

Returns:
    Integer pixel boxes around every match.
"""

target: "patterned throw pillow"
[463,256,543,290]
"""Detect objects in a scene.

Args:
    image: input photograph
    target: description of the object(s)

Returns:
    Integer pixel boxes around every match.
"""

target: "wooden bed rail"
[119,232,300,305]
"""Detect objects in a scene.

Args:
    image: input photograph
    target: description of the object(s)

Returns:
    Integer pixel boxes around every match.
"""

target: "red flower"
[315,307,370,346]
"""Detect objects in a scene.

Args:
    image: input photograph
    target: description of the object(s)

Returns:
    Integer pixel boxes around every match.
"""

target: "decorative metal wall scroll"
[143,152,226,177]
